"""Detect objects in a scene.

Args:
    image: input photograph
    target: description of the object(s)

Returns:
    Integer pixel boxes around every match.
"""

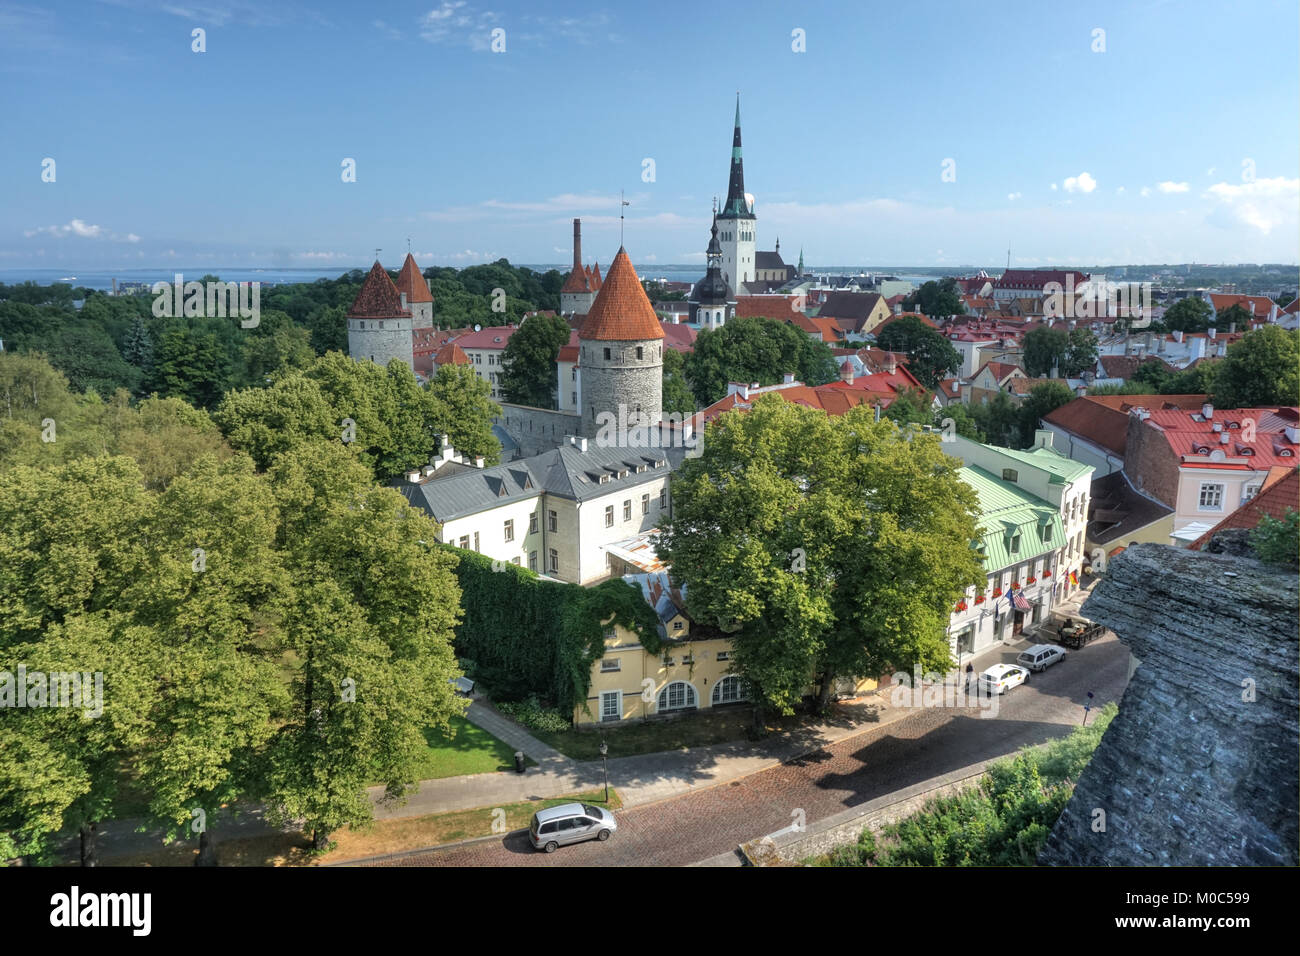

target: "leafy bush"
[811,703,1117,866]
[496,697,572,734]
[1250,509,1299,569]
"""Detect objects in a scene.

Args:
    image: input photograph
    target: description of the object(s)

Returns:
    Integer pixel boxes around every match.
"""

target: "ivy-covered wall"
[446,547,662,716]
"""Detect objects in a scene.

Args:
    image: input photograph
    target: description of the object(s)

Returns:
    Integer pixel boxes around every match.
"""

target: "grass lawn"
[401,714,535,782]
[99,790,622,867]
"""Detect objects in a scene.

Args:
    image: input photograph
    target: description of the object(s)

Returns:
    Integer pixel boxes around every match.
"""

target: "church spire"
[721,92,753,219]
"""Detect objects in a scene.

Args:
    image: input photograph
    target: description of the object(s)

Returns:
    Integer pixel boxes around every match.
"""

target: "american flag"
[1012,588,1032,612]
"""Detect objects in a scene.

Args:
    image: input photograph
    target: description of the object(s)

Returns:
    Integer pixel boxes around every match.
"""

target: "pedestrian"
[964,662,974,693]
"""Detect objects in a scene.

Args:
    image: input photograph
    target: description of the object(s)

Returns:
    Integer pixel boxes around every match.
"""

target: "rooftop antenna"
[1007,246,1011,270]
[620,189,630,245]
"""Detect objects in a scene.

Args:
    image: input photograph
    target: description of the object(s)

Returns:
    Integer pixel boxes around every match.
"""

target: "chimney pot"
[406,470,421,482]
[475,456,485,468]
[1202,402,1213,420]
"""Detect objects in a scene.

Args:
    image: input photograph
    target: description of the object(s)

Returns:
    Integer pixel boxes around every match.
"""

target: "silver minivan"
[529,803,618,853]
[1017,644,1067,673]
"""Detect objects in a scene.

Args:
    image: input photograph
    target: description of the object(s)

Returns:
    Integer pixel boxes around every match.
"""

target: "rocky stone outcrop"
[1040,542,1298,866]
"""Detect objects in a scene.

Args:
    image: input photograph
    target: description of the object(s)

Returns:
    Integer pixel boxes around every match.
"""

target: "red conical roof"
[561,265,592,294]
[348,261,411,319]
[577,247,663,341]
[396,253,433,304]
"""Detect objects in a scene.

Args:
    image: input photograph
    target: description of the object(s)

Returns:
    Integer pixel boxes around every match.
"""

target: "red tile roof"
[433,342,470,366]
[348,261,411,319]
[973,360,1023,384]
[1144,406,1299,469]
[1042,394,1209,456]
[395,253,433,304]
[1189,467,1300,550]
[1208,294,1278,318]
[577,248,664,342]
[455,324,518,349]
[660,322,698,353]
[735,295,804,319]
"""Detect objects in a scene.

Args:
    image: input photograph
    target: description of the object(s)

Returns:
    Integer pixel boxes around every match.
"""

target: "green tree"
[426,362,502,464]
[1016,381,1075,447]
[1163,297,1214,334]
[970,391,1020,447]
[1250,509,1299,569]
[662,348,696,417]
[262,443,467,850]
[499,313,570,408]
[1214,303,1254,331]
[1064,328,1099,377]
[903,278,965,318]
[1209,326,1300,409]
[685,317,822,406]
[659,397,982,725]
[1022,327,1068,377]
[145,323,233,408]
[874,316,961,388]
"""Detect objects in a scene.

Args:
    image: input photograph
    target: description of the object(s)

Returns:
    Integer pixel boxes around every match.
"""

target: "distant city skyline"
[2,0,1297,270]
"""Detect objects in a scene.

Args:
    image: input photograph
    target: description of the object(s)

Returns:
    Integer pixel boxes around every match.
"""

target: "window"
[657,681,697,712]
[549,548,559,573]
[511,557,520,566]
[458,535,469,549]
[1010,533,1021,554]
[660,488,668,509]
[1002,469,1018,482]
[473,531,480,552]
[529,551,537,572]
[600,658,620,672]
[681,654,693,665]
[672,621,684,630]
[503,519,514,542]
[636,346,644,360]
[1198,483,1224,510]
[548,510,557,532]
[571,392,577,407]
[662,656,674,666]
[642,493,650,515]
[600,691,621,722]
[623,500,632,521]
[529,512,538,534]
[712,675,747,705]
[1243,484,1261,503]
[605,505,614,527]
[1040,523,1051,542]
[603,347,611,361]
[717,651,729,662]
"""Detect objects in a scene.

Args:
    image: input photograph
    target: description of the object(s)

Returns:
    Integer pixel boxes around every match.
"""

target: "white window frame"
[605,505,614,527]
[503,519,514,542]
[600,690,622,722]
[600,657,620,673]
[657,680,698,712]
[712,675,747,705]
[1198,482,1224,511]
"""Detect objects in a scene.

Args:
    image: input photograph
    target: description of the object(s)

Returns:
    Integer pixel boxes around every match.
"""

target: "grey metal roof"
[400,440,674,522]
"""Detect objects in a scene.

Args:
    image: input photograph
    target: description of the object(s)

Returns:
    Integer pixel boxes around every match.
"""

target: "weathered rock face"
[1040,542,1298,866]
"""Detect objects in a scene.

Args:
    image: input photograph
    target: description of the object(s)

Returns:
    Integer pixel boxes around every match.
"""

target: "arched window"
[711,675,748,706]
[657,681,697,712]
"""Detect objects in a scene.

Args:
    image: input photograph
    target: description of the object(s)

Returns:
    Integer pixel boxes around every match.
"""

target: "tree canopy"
[499,312,571,408]
[874,316,961,389]
[684,317,838,406]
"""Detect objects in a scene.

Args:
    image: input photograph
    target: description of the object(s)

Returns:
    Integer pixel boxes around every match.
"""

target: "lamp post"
[599,740,609,803]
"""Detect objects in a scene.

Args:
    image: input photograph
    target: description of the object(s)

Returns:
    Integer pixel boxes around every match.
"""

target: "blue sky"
[2,0,1297,271]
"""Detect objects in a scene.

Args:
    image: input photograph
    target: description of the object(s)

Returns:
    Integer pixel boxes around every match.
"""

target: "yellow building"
[574,572,875,725]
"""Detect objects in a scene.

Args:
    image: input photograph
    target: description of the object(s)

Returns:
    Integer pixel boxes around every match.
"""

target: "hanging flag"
[1012,588,1032,612]
[1069,570,1079,587]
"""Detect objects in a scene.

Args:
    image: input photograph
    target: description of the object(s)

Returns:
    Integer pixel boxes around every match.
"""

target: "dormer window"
[1002,468,1018,482]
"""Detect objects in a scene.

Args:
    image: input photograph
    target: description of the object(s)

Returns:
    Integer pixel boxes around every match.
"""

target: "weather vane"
[620,189,630,245]
[374,247,382,263]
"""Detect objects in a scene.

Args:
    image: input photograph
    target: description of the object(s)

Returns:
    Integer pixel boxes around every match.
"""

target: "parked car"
[980,663,1028,695]
[529,803,618,853]
[1017,644,1067,673]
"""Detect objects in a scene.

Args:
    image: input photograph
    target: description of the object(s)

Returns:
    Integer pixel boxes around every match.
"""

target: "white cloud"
[24,218,140,242]
[1116,186,1126,194]
[1204,176,1299,235]
[1049,183,1058,191]
[1063,172,1097,194]
[1140,187,1151,198]
[1007,192,1022,200]
[1157,181,1190,193]
[419,2,499,49]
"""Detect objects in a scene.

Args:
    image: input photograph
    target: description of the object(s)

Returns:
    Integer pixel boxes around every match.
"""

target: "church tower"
[716,94,756,293]
[578,247,663,438]
[688,212,736,330]
[347,261,415,370]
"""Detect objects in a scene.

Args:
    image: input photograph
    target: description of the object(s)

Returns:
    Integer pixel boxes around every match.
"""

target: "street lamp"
[599,740,609,803]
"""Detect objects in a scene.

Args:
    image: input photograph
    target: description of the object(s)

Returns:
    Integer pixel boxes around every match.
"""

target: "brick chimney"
[572,219,582,272]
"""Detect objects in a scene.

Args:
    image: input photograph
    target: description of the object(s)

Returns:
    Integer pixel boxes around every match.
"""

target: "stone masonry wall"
[497,404,582,458]
[580,339,662,439]
[1039,542,1298,865]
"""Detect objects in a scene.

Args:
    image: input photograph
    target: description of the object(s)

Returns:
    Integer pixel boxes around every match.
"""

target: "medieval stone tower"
[395,252,435,329]
[347,260,415,369]
[579,247,663,438]
[560,219,602,316]
[716,94,756,292]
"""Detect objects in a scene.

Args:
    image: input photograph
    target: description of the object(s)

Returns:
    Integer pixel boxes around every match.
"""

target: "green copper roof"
[960,465,1065,570]
[984,444,1094,484]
